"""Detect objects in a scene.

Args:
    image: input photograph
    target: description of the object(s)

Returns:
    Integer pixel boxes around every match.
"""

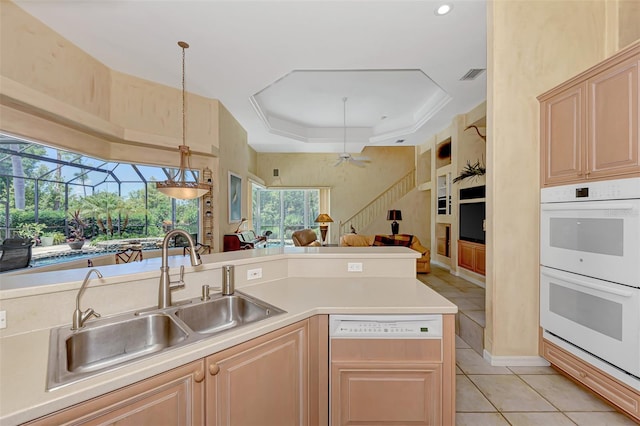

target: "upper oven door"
[540,199,640,287]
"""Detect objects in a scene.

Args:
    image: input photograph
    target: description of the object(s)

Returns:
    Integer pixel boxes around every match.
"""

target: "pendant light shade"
[156,41,211,200]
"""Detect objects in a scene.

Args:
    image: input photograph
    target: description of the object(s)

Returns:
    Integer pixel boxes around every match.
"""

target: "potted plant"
[40,232,55,247]
[16,223,47,246]
[67,210,87,250]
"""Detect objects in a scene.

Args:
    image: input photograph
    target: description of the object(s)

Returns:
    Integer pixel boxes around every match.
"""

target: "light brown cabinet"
[26,360,206,425]
[541,337,640,423]
[330,315,456,426]
[205,318,321,426]
[540,43,640,186]
[458,240,485,275]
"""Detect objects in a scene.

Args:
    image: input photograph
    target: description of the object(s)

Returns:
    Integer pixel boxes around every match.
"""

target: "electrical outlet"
[247,268,263,280]
[0,310,6,329]
[347,262,363,272]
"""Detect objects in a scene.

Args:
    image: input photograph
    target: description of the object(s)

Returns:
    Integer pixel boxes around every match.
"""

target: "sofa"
[339,233,431,273]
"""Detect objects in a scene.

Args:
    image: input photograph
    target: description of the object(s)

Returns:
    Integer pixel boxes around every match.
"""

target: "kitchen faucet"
[71,268,103,330]
[158,229,202,309]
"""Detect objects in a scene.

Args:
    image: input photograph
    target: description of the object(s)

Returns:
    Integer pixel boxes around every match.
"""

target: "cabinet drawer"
[331,338,442,363]
[542,338,640,421]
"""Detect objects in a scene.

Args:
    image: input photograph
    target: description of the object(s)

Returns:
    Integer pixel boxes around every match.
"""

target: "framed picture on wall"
[228,171,242,223]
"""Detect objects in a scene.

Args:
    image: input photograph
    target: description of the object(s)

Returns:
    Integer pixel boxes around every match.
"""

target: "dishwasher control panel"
[329,314,442,339]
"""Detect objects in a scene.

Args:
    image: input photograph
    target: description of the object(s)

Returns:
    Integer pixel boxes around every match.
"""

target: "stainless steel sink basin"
[175,292,286,335]
[47,292,285,390]
[48,313,190,390]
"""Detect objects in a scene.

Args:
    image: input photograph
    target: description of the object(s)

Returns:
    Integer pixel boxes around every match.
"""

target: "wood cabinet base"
[541,338,640,422]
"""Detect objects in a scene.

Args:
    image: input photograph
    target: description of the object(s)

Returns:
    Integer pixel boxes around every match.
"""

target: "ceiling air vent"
[460,68,486,81]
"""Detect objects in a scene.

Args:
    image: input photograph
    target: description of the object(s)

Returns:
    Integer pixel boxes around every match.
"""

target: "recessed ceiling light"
[435,4,453,16]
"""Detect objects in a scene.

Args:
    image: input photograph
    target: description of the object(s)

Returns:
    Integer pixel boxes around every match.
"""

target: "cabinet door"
[206,320,309,426]
[458,240,476,271]
[540,84,586,186]
[26,361,205,426]
[331,362,442,426]
[587,56,640,180]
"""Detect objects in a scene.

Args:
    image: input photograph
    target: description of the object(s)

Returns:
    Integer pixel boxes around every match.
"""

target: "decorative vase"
[67,240,84,250]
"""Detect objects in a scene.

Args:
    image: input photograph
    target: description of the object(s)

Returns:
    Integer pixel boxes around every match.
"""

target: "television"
[459,202,485,244]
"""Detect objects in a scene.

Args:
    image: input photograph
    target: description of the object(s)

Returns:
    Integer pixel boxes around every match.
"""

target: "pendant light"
[156,41,211,199]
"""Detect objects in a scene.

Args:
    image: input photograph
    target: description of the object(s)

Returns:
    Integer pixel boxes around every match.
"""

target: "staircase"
[340,169,416,235]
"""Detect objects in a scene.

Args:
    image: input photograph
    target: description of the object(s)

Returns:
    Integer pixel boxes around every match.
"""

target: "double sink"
[47,291,285,390]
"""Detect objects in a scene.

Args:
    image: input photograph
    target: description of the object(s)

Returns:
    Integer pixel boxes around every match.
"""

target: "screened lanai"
[0,133,201,247]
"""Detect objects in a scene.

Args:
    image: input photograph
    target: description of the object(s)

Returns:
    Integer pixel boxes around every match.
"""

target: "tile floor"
[418,265,637,425]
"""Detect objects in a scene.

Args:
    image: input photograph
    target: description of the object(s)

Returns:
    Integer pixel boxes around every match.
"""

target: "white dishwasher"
[329,315,444,426]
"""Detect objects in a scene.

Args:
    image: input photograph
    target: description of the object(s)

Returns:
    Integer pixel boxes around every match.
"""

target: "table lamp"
[387,210,402,235]
[314,213,334,246]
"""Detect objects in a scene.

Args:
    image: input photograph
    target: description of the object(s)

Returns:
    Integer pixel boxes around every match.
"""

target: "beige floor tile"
[456,376,496,412]
[457,349,511,375]
[502,412,576,425]
[520,374,614,412]
[456,335,471,349]
[458,315,484,355]
[463,309,486,327]
[508,366,558,375]
[448,297,484,311]
[468,375,557,412]
[564,411,639,425]
[455,412,510,426]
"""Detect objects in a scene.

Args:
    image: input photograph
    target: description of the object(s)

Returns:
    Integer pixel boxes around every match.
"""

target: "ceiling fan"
[334,97,371,167]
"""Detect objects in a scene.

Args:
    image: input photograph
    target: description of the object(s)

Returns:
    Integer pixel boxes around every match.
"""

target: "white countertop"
[0,248,454,425]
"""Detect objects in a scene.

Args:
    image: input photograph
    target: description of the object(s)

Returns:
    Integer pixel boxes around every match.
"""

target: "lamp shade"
[387,210,402,221]
[314,213,334,224]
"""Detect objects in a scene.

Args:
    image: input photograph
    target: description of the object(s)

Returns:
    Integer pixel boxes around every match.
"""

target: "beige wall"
[256,146,425,245]
[0,1,250,255]
[486,0,620,358]
[0,1,221,162]
[217,103,250,246]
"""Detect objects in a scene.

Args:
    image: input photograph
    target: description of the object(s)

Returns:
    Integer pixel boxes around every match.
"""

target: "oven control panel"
[541,178,640,203]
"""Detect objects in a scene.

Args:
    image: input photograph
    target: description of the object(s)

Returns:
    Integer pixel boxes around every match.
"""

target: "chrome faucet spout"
[72,268,103,330]
[159,229,202,309]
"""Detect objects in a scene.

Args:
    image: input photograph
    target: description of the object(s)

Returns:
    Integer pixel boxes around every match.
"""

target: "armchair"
[292,229,321,247]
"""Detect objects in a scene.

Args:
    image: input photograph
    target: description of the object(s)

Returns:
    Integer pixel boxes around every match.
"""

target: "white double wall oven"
[540,178,640,383]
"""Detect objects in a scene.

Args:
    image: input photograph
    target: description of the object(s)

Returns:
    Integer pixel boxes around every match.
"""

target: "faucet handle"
[169,265,186,291]
[84,308,100,321]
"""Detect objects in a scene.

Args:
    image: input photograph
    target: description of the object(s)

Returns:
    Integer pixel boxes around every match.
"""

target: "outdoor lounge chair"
[0,238,33,272]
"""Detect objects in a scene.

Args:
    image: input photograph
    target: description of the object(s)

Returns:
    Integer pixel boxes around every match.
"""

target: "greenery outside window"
[0,135,200,252]
[251,184,320,246]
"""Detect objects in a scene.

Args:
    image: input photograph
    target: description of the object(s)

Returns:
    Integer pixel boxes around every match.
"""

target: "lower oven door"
[540,199,640,287]
[540,266,640,377]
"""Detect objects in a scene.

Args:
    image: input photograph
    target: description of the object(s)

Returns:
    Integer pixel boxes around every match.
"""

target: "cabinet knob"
[209,363,220,376]
[194,370,205,383]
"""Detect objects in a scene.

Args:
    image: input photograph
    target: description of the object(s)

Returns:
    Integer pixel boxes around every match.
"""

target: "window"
[0,135,200,256]
[252,184,320,246]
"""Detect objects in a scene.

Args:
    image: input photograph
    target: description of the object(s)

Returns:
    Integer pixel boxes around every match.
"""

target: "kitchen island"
[0,247,457,425]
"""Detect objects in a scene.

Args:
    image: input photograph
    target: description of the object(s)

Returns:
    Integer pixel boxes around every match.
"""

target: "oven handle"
[542,270,634,297]
[541,203,635,212]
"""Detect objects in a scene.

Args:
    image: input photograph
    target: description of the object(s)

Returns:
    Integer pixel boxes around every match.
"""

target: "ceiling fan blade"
[352,156,371,162]
[348,158,367,167]
[334,158,345,166]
